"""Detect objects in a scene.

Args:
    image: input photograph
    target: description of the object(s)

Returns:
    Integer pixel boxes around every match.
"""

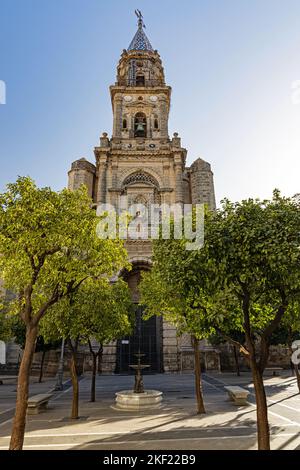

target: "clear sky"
[1,0,300,205]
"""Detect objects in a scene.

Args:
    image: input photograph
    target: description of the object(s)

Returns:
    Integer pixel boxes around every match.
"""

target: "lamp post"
[54,338,65,391]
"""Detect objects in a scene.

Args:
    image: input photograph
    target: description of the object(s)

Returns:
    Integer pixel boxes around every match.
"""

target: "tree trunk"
[91,353,97,402]
[88,339,97,402]
[38,349,46,383]
[68,340,79,419]
[233,345,240,376]
[97,346,103,375]
[9,324,38,450]
[251,359,270,450]
[192,336,206,414]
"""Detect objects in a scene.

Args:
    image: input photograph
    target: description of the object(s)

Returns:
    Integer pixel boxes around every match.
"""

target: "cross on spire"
[135,9,145,28]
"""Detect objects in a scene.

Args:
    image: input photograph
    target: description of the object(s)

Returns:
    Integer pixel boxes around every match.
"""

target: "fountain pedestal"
[115,389,163,410]
[114,352,163,410]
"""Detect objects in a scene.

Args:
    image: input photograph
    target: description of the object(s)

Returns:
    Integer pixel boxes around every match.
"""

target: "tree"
[41,278,134,411]
[0,177,129,450]
[85,279,134,402]
[139,233,216,415]
[204,193,300,450]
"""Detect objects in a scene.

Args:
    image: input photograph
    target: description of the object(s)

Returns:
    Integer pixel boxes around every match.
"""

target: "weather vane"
[135,9,146,28]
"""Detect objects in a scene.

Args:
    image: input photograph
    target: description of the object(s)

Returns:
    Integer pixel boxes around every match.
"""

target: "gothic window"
[123,118,127,129]
[154,118,159,129]
[134,112,147,138]
[136,75,145,86]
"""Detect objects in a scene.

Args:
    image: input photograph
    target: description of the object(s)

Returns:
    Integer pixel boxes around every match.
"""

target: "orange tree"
[139,230,216,415]
[40,278,134,414]
[0,177,129,450]
[204,193,300,450]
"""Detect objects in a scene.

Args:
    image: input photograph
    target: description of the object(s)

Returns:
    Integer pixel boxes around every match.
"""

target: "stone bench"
[224,386,250,406]
[264,367,283,377]
[0,375,18,385]
[27,393,53,415]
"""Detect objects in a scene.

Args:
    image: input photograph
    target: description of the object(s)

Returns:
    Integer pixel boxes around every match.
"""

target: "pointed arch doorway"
[115,262,163,374]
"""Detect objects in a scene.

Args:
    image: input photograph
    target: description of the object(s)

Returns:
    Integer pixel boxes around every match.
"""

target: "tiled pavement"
[1,372,300,450]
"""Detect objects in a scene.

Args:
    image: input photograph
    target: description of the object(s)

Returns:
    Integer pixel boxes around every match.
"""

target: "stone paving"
[0,372,300,450]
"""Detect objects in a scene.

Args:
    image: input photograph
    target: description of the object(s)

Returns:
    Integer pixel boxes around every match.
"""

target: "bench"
[0,375,18,385]
[224,386,250,406]
[264,367,283,377]
[27,393,53,415]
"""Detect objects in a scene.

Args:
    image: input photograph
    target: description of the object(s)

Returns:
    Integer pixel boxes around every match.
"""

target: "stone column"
[159,97,168,138]
[106,162,113,204]
[163,160,170,187]
[147,116,151,139]
[96,155,107,204]
[113,95,123,138]
[174,155,184,204]
[110,160,120,210]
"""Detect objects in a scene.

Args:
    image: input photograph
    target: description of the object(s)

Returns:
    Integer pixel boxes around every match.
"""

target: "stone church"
[68,15,216,374]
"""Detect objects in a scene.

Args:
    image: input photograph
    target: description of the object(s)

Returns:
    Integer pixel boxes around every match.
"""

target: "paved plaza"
[0,372,300,450]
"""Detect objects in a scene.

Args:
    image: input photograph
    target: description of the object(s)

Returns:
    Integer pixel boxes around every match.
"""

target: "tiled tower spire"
[128,10,153,51]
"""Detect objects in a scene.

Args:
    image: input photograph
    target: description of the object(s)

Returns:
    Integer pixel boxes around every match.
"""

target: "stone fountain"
[115,351,163,410]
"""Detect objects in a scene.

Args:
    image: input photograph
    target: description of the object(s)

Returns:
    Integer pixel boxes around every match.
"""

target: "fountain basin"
[115,390,163,410]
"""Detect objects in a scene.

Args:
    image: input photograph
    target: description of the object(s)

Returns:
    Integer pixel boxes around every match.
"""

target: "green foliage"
[0,311,11,342]
[9,316,26,348]
[205,192,300,342]
[140,192,300,357]
[9,315,60,352]
[40,278,134,345]
[139,215,215,339]
[0,177,130,325]
[271,300,300,345]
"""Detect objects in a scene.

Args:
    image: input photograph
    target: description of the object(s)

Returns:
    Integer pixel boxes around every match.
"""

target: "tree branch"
[215,327,250,357]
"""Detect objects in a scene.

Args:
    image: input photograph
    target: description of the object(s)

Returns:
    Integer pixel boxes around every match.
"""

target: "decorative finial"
[135,9,145,28]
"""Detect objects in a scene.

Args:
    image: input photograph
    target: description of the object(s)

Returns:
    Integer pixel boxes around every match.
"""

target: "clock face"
[150,95,158,102]
[124,95,132,102]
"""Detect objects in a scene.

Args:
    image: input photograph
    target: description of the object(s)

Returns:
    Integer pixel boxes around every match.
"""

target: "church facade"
[68,15,216,373]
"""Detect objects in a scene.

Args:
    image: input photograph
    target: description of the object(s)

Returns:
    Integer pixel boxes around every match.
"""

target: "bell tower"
[111,12,170,142]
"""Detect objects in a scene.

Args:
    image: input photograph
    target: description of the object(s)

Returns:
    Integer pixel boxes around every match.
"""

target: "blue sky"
[1,0,300,205]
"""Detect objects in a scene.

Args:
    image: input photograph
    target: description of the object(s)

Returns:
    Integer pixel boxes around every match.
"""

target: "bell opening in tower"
[135,75,145,86]
[134,112,147,137]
